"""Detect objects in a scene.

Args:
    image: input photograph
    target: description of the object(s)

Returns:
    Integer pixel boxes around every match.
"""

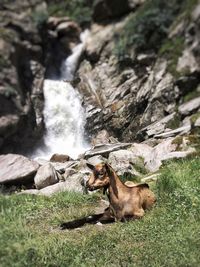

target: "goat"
[86,163,156,222]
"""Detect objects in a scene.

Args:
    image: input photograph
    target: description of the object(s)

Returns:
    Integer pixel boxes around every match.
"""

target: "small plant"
[114,0,198,64]
[31,10,49,27]
[47,0,93,25]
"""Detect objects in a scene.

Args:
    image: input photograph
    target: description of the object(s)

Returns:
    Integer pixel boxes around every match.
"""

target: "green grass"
[1,158,200,266]
[47,0,92,25]
[158,37,184,78]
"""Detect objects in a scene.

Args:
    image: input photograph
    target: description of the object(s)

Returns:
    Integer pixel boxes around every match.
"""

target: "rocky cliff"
[77,0,200,144]
[1,0,200,153]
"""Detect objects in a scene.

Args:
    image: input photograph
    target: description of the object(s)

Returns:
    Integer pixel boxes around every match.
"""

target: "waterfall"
[33,30,90,159]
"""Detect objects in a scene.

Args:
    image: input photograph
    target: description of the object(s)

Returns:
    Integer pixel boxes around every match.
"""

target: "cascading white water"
[33,30,90,159]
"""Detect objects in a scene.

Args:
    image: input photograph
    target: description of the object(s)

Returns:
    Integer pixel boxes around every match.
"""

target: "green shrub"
[47,0,93,25]
[115,0,198,63]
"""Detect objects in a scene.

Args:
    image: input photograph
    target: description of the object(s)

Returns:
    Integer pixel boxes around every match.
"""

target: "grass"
[114,0,189,62]
[47,0,92,25]
[1,158,200,266]
[158,37,184,78]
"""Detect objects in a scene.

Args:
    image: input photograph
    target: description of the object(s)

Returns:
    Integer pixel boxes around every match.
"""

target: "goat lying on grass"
[86,163,156,222]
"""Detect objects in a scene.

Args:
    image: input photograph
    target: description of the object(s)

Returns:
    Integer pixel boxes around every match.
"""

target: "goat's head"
[86,163,110,191]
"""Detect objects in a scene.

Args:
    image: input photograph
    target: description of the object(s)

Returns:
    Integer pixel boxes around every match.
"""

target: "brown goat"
[86,163,156,222]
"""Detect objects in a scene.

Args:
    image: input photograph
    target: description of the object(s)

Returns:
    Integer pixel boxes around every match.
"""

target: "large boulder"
[39,172,85,196]
[34,163,59,189]
[0,154,39,185]
[108,149,145,176]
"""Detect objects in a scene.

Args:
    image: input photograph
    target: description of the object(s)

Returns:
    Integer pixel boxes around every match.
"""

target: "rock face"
[34,163,59,189]
[77,1,200,144]
[0,154,39,184]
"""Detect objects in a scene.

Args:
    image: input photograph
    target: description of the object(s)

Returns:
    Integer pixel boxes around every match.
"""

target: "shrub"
[114,0,198,63]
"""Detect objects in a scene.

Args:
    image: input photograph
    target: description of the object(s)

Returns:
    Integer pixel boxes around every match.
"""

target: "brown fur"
[86,163,156,221]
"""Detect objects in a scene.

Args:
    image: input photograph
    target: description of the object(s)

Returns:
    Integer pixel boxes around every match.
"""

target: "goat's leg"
[113,209,125,222]
[133,208,145,219]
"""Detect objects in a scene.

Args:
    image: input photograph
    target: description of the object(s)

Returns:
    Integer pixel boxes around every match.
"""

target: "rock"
[0,115,20,137]
[56,21,81,39]
[178,97,200,116]
[194,117,200,126]
[87,155,107,165]
[91,129,117,146]
[50,161,78,172]
[0,154,39,185]
[50,153,71,163]
[34,163,59,189]
[39,173,85,196]
[92,0,143,22]
[154,125,191,138]
[144,138,195,172]
[108,149,145,176]
[138,113,177,139]
[47,16,71,30]
[84,143,132,158]
[20,189,40,195]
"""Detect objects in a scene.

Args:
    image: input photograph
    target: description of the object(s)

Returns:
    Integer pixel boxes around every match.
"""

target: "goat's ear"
[86,163,95,170]
[104,163,112,174]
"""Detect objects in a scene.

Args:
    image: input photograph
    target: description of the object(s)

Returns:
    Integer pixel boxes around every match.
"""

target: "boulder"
[87,155,107,165]
[34,163,59,189]
[178,97,200,116]
[0,154,39,185]
[84,143,132,158]
[108,149,144,176]
[50,153,71,163]
[39,173,85,196]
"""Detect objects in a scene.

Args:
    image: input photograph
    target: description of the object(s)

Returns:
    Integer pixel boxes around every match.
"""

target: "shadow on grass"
[60,212,115,230]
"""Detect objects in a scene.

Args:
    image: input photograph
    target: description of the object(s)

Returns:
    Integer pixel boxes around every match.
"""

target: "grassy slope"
[0,158,200,267]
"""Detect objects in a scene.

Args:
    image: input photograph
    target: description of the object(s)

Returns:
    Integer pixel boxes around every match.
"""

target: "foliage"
[0,158,200,266]
[183,88,200,103]
[115,0,197,63]
[47,0,93,25]
[31,10,49,27]
[158,37,184,77]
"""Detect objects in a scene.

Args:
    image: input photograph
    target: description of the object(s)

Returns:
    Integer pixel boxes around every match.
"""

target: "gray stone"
[0,154,39,184]
[39,173,85,196]
[108,149,144,176]
[178,97,200,116]
[87,155,107,165]
[154,125,191,138]
[84,143,132,158]
[34,163,59,189]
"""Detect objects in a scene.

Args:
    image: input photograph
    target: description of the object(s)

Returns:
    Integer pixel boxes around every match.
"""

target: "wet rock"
[0,154,39,185]
[34,163,59,189]
[50,153,71,163]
